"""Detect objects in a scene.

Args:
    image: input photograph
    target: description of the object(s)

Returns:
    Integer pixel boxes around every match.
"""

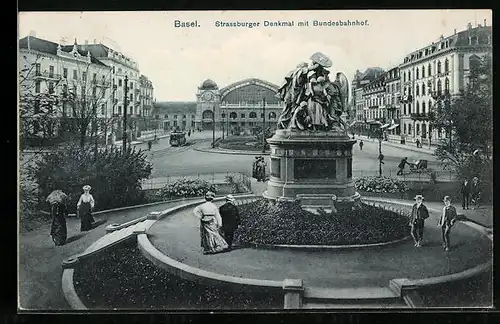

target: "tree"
[431,54,492,189]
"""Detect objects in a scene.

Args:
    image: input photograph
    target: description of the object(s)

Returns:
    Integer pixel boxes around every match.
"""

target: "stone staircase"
[301,287,409,309]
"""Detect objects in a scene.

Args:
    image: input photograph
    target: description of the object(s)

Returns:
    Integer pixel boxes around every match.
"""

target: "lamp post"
[376,127,385,177]
[226,106,229,138]
[122,75,129,152]
[212,104,216,148]
[262,96,266,153]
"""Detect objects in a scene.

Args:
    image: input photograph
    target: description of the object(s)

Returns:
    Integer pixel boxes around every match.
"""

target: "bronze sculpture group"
[276,52,350,133]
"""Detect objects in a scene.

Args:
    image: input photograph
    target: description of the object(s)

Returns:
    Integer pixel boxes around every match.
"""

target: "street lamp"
[212,104,216,148]
[375,127,385,177]
[262,96,266,153]
[122,75,129,152]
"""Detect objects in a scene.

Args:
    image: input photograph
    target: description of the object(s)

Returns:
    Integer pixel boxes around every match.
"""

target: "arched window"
[437,79,442,94]
[428,100,432,111]
[408,71,411,80]
[230,112,237,119]
[416,67,419,79]
[416,101,420,114]
[403,72,406,82]
[422,65,426,78]
[428,63,432,76]
[445,59,449,73]
[416,84,419,96]
[269,112,276,119]
[421,83,425,96]
[437,61,442,74]
[202,110,214,119]
[445,78,450,91]
[249,111,257,118]
[422,101,426,113]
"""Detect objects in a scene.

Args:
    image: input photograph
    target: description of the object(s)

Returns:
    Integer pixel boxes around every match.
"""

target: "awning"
[380,123,391,129]
[388,124,400,130]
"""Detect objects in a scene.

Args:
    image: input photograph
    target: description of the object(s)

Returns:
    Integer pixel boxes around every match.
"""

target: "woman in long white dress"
[193,191,228,254]
[77,185,95,231]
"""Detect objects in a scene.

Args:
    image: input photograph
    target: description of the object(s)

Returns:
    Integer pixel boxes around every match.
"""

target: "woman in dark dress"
[47,190,68,246]
[77,185,95,231]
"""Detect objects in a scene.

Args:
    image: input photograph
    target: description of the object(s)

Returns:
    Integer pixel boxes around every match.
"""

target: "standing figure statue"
[275,52,350,133]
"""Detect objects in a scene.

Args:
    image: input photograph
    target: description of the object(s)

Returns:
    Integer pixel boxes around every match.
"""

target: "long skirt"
[200,217,228,254]
[79,201,94,232]
[50,203,67,246]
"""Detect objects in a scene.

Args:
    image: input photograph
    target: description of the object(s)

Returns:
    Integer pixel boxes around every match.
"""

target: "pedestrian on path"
[147,140,152,151]
[415,138,421,148]
[77,185,95,232]
[438,196,458,252]
[193,191,229,254]
[397,157,408,175]
[46,190,69,246]
[359,140,364,151]
[470,176,481,210]
[219,194,241,249]
[460,178,471,210]
[409,194,429,247]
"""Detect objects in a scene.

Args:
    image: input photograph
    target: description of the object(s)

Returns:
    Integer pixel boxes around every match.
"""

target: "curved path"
[147,202,492,289]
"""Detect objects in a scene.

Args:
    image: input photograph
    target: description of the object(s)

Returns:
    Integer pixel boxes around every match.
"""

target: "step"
[302,302,408,309]
[303,287,399,300]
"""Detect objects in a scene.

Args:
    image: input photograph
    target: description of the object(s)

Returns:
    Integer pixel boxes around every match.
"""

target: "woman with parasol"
[77,185,95,231]
[46,190,69,246]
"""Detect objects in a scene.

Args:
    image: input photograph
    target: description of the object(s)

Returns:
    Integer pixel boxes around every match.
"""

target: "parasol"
[46,190,68,205]
[310,52,332,68]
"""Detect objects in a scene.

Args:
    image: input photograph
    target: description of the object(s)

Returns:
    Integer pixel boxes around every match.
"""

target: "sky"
[18,10,491,101]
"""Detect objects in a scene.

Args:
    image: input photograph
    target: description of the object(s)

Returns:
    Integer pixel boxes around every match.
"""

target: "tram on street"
[169,131,187,147]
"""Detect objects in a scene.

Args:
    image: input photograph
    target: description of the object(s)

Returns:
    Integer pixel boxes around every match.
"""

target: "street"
[140,131,442,179]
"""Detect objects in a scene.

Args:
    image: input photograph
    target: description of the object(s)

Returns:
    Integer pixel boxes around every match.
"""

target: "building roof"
[153,101,197,114]
[199,79,218,90]
[19,36,109,67]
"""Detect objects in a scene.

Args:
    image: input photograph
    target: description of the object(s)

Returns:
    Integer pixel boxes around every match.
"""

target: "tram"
[169,131,187,147]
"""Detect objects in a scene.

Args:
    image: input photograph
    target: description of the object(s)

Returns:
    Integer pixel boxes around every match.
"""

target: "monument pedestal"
[263,129,361,208]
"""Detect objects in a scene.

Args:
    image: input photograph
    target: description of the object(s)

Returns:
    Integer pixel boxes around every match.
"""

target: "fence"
[353,169,456,182]
[140,172,252,190]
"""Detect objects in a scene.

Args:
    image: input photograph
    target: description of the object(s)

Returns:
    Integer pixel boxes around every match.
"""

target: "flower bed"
[156,179,217,199]
[355,176,409,194]
[73,242,283,309]
[234,199,410,246]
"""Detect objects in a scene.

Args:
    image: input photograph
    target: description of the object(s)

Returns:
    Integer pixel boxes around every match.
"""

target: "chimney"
[454,29,457,34]
[484,19,486,27]
[467,22,472,30]
[29,30,36,37]
[93,38,97,44]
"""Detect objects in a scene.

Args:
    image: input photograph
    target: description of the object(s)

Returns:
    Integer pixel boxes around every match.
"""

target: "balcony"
[410,112,430,120]
[35,71,61,80]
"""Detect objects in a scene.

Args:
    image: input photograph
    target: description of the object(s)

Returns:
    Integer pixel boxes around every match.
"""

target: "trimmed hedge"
[355,176,410,194]
[156,178,217,199]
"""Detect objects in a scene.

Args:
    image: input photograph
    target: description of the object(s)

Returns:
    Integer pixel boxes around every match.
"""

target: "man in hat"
[470,176,481,210]
[397,157,408,175]
[219,194,241,249]
[460,178,471,210]
[409,194,429,247]
[438,196,458,252]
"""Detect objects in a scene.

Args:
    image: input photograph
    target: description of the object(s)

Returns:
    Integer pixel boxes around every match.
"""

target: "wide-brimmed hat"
[443,196,451,202]
[83,185,91,191]
[414,195,424,200]
[472,176,479,181]
[205,191,215,199]
[225,194,235,202]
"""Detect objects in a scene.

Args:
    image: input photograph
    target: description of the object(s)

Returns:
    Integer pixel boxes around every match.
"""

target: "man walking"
[438,196,458,252]
[397,157,408,175]
[219,194,241,249]
[409,194,429,247]
[470,176,481,210]
[359,140,364,151]
[460,178,471,210]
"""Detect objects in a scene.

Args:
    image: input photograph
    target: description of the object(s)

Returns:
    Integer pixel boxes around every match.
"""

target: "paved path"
[147,197,492,289]
[18,200,194,310]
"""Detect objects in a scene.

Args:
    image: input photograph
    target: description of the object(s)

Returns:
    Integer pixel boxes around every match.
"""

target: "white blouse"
[77,193,95,209]
[193,201,222,227]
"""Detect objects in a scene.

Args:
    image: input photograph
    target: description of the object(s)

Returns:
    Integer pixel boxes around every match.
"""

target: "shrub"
[156,178,216,199]
[28,144,152,214]
[354,176,409,195]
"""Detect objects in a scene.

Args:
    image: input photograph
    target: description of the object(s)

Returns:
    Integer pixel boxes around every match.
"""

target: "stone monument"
[263,52,361,209]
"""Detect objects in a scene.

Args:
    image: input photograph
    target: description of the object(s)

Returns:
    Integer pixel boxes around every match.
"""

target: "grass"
[73,241,284,310]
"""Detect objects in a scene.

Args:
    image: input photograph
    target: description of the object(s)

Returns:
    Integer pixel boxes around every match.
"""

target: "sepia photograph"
[18,9,492,311]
